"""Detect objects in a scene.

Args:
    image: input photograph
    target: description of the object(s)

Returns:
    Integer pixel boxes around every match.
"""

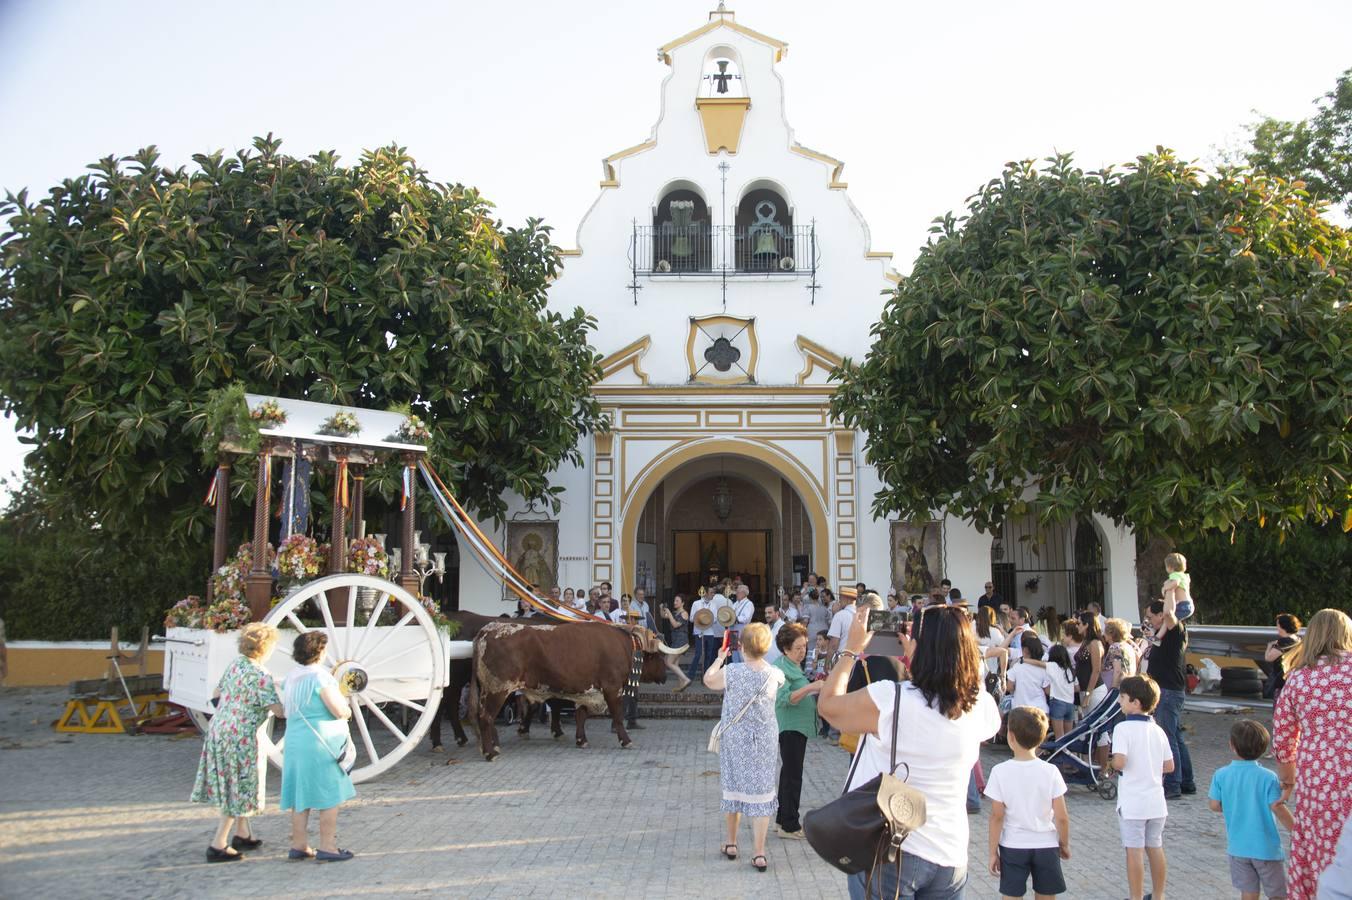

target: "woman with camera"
[818,603,1001,898]
[280,631,357,861]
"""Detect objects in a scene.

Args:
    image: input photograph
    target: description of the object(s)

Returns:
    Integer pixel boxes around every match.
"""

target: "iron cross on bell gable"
[705,60,740,95]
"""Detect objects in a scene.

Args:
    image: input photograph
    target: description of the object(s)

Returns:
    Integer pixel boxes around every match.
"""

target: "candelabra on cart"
[160,395,470,783]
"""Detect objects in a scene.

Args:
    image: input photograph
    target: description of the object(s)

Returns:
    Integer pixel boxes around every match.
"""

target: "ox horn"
[656,641,682,656]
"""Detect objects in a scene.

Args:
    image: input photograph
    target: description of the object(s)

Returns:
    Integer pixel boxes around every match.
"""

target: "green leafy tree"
[1245,66,1352,218]
[832,151,1351,540]
[0,136,605,540]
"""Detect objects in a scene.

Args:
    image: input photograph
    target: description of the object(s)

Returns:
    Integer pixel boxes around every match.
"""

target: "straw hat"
[716,605,737,627]
[693,608,715,628]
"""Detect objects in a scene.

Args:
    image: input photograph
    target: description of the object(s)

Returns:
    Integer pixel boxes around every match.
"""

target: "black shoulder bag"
[803,682,927,899]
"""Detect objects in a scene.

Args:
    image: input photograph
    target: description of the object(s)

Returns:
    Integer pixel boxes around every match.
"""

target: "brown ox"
[471,620,677,760]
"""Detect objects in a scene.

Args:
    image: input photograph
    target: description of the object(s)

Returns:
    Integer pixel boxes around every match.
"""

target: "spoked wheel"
[1096,778,1118,801]
[261,574,446,783]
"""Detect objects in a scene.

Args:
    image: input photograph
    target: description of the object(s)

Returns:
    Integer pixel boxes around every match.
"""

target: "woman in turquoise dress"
[280,630,356,861]
[190,622,283,862]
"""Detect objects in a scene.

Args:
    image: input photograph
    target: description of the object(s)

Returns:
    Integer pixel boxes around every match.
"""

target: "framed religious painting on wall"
[504,521,559,600]
[890,521,942,597]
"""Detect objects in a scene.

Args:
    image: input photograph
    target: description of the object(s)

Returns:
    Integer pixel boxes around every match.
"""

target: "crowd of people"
[689,561,1352,899]
[186,561,1352,898]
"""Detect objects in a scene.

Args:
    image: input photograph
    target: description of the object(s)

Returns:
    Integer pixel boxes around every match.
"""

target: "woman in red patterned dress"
[1272,608,1352,900]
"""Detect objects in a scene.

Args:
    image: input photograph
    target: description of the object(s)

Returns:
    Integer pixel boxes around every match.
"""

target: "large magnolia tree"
[0,136,606,539]
[832,151,1350,540]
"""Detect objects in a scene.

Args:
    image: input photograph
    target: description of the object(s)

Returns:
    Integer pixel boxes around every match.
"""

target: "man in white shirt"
[632,587,656,632]
[763,605,784,663]
[729,584,754,662]
[687,587,723,679]
[1005,607,1036,664]
[827,594,858,656]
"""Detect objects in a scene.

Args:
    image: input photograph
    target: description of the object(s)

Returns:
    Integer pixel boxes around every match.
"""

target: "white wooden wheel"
[259,573,447,783]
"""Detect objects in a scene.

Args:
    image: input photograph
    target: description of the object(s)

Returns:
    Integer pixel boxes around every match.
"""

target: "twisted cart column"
[245,444,274,622]
[398,452,419,596]
[207,454,232,602]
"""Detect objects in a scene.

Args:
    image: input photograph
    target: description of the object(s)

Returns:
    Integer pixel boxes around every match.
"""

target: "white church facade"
[455,9,1139,621]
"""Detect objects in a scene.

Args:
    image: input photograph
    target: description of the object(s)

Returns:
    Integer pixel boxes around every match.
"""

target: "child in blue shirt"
[1208,719,1293,900]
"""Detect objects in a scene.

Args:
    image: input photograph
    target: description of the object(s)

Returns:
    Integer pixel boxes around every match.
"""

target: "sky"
[1,0,1349,501]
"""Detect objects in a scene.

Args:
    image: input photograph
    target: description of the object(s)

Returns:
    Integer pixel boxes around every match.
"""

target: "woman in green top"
[772,622,823,839]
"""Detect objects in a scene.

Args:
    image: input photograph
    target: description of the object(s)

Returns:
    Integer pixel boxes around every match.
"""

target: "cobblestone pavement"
[0,685,1274,898]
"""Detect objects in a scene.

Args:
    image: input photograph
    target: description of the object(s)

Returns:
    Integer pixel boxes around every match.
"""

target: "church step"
[637,704,722,720]
[637,689,723,704]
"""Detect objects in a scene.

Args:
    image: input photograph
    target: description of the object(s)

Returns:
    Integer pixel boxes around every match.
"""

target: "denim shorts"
[1047,699,1076,722]
[1118,814,1165,848]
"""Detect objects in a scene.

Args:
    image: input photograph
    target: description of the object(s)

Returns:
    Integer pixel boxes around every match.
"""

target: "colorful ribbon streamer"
[417,460,601,623]
[335,459,349,509]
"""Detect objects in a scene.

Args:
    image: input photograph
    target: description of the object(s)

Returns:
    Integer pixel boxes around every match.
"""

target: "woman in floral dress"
[1273,608,1352,899]
[703,622,785,873]
[190,623,283,862]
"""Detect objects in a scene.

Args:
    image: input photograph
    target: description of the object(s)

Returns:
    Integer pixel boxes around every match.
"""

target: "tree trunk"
[1135,534,1173,614]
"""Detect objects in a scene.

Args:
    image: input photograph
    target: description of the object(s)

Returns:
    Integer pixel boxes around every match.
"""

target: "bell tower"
[695,5,751,154]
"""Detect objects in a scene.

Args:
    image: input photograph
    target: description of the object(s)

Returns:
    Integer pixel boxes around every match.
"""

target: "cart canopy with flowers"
[163,393,470,783]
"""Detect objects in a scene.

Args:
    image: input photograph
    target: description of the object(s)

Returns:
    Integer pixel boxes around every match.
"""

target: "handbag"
[708,672,772,753]
[294,707,358,774]
[803,683,928,900]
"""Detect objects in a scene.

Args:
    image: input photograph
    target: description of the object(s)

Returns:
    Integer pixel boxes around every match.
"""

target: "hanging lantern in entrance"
[712,476,733,521]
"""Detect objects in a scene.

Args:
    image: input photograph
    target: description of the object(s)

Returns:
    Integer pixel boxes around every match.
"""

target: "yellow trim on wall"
[789,143,848,189]
[658,16,789,65]
[696,97,752,154]
[794,334,844,385]
[594,383,835,397]
[686,314,758,384]
[619,433,829,504]
[600,139,658,188]
[598,335,652,385]
[617,437,829,598]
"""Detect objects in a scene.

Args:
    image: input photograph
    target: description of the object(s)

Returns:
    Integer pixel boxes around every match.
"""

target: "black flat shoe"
[752,854,768,872]
[206,845,244,863]
[231,835,263,851]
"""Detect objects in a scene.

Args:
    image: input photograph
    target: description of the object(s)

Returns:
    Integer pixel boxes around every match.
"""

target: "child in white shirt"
[1044,644,1079,739]
[986,706,1070,898]
[1006,632,1053,715]
[1111,674,1175,900]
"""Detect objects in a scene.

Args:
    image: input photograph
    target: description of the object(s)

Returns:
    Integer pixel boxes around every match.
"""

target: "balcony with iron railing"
[630,222,819,276]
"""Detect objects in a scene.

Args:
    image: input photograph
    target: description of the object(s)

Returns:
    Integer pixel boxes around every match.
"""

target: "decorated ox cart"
[162,395,473,783]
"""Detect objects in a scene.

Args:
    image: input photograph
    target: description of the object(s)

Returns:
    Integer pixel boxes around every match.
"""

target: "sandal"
[721,843,738,860]
[752,854,768,872]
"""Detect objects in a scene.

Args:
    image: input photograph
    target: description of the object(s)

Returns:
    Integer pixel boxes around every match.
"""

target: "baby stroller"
[1038,688,1122,801]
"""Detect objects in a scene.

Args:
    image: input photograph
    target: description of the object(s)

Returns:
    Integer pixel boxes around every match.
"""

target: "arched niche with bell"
[735,181,793,272]
[651,180,711,272]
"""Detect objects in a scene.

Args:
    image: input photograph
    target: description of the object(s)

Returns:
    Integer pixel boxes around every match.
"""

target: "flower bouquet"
[419,594,461,638]
[276,534,325,584]
[249,399,287,427]
[347,536,390,579]
[387,414,432,444]
[212,541,276,605]
[202,597,252,632]
[317,409,361,437]
[164,595,207,629]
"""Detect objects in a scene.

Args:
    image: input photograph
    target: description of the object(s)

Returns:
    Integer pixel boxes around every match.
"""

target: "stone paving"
[0,684,1274,898]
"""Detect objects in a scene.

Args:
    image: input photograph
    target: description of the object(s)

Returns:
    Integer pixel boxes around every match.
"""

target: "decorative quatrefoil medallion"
[704,337,741,372]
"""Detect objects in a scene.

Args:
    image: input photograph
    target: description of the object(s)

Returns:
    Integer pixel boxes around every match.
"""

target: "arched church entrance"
[620,444,828,610]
